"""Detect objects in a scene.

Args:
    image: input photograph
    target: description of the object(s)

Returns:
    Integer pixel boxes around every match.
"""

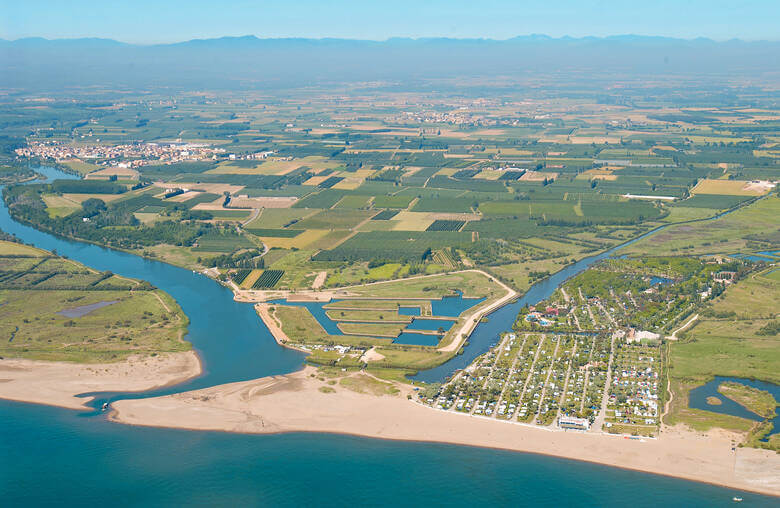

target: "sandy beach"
[111,366,780,497]
[0,351,201,410]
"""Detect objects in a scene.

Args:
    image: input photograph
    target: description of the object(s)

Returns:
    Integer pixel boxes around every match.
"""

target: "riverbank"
[255,303,311,354]
[0,351,201,410]
[110,366,780,497]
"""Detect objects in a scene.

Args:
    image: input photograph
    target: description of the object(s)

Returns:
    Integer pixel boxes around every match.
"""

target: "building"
[713,271,736,282]
[627,329,660,343]
[558,416,590,431]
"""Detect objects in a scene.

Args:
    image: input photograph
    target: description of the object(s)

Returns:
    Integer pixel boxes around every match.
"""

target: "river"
[0,166,774,506]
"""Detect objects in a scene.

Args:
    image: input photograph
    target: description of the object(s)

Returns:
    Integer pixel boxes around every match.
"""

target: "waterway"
[269,297,459,345]
[0,166,775,505]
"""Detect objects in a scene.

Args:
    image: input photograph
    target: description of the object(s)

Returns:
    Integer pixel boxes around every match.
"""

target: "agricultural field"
[10,89,778,298]
[4,88,779,414]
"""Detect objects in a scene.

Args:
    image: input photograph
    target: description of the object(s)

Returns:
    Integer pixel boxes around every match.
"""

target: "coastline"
[0,351,202,410]
[109,366,780,498]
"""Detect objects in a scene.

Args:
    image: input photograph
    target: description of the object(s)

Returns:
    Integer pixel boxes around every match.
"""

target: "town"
[422,256,757,437]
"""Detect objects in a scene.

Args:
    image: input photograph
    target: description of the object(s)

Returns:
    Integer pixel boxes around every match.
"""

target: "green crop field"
[371,209,400,220]
[296,209,375,229]
[313,231,472,262]
[372,195,414,209]
[426,220,465,232]
[244,228,303,237]
[252,269,285,288]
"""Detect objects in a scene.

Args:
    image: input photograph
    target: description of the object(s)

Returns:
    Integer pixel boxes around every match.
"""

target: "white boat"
[101,402,108,411]
[732,497,743,502]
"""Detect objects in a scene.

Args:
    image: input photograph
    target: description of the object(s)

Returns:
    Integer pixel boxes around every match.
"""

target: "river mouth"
[1,166,777,504]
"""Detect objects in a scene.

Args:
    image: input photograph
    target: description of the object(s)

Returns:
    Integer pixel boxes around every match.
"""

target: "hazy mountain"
[2,35,778,91]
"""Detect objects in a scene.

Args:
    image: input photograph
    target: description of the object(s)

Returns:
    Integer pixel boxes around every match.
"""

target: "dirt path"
[311,271,327,289]
[469,333,512,415]
[590,334,617,432]
[509,334,545,420]
[533,336,561,424]
[668,313,698,341]
[152,291,172,313]
[555,342,578,422]
[436,271,517,353]
[493,334,527,419]
[579,335,598,413]
[241,208,261,226]
[661,344,674,422]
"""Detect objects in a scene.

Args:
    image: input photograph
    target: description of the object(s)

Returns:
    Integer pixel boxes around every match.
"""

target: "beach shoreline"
[0,357,777,497]
[0,351,202,410]
[108,366,780,498]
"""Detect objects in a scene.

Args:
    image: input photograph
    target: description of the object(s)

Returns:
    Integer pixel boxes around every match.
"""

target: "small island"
[718,381,778,420]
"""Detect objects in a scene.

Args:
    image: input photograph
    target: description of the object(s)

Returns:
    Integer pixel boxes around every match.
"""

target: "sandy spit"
[0,351,201,410]
[111,366,780,497]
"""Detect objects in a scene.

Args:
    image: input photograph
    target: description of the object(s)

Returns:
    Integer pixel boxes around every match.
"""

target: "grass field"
[372,195,414,209]
[324,299,433,314]
[325,308,412,323]
[334,195,372,209]
[337,322,405,337]
[621,196,779,256]
[324,262,407,287]
[391,211,434,231]
[718,381,778,419]
[346,270,502,299]
[192,234,255,253]
[60,159,103,175]
[0,240,189,362]
[665,269,780,439]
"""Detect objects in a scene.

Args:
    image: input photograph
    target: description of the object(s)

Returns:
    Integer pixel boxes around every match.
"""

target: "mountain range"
[2,35,778,91]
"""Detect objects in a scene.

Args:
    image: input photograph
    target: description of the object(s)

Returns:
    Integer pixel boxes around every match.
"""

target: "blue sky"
[2,0,778,43]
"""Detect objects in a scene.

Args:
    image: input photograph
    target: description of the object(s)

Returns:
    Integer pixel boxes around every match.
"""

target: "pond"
[270,295,476,342]
[57,300,118,318]
[689,376,780,439]
[393,331,442,346]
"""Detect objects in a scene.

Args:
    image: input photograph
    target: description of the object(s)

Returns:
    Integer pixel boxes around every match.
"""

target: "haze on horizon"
[2,0,779,43]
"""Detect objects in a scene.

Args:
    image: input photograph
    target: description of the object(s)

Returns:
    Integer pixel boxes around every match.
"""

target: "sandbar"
[0,351,201,410]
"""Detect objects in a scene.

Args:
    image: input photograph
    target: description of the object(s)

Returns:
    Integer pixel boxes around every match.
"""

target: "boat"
[101,402,108,411]
[733,497,743,502]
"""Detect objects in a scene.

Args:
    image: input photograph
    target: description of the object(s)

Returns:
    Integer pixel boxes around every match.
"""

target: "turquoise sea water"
[0,167,776,505]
